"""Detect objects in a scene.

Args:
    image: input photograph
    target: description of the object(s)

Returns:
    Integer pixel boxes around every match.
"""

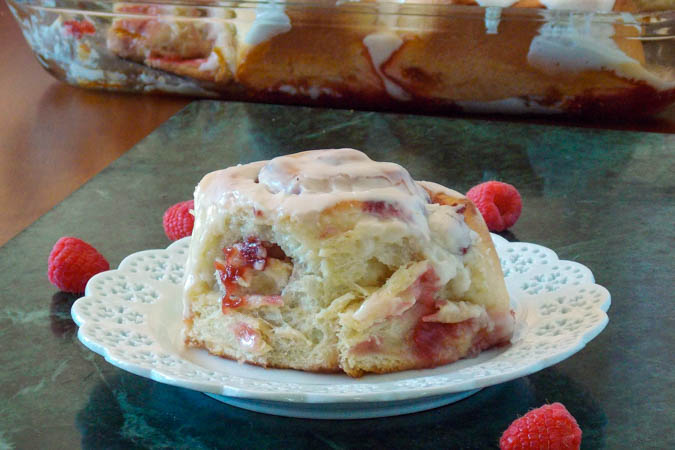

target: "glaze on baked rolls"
[105,1,675,116]
[183,149,513,377]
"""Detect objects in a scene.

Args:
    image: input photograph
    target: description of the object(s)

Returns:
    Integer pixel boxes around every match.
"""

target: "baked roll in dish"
[107,3,237,84]
[183,149,514,377]
[103,0,675,116]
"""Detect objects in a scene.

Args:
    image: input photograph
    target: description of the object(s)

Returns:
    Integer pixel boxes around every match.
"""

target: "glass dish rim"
[8,0,675,19]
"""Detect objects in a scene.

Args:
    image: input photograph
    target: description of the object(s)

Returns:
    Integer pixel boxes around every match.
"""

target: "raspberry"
[466,181,522,232]
[63,19,96,39]
[163,200,195,240]
[47,237,110,293]
[500,403,582,450]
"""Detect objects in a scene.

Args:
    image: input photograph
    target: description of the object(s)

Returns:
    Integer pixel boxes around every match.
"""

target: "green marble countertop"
[1,101,673,449]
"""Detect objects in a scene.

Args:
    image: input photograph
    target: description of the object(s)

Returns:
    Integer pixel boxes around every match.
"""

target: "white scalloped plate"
[72,235,610,419]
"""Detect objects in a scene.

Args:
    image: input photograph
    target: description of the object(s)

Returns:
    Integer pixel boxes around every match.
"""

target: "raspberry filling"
[351,268,441,355]
[215,237,288,312]
[412,319,475,362]
[63,20,96,40]
[362,201,403,219]
[412,310,510,365]
[406,268,472,362]
[408,267,503,365]
[408,268,440,308]
[351,336,383,355]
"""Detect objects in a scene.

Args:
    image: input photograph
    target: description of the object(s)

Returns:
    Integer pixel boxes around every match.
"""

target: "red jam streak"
[352,269,440,356]
[408,268,462,361]
[235,237,269,270]
[412,305,504,365]
[351,336,383,355]
[412,319,474,362]
[408,267,482,363]
[63,20,96,40]
[409,268,440,309]
[215,237,287,312]
[362,201,402,219]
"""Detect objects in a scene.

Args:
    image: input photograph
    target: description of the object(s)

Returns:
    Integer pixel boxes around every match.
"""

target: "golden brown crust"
[427,190,510,313]
[185,335,343,374]
[236,19,384,99]
[186,315,509,378]
[627,0,675,11]
[344,337,512,378]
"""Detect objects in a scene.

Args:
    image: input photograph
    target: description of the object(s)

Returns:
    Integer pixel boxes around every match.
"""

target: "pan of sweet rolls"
[8,0,675,117]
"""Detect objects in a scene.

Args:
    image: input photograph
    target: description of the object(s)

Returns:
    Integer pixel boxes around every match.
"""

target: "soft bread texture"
[183,149,514,377]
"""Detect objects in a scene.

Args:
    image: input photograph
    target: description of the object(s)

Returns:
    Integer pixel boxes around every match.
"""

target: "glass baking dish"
[7,0,675,117]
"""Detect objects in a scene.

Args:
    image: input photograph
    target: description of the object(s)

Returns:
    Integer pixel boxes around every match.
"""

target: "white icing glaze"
[17,13,137,88]
[427,204,474,259]
[476,0,518,7]
[363,32,411,101]
[277,84,342,99]
[528,14,675,90]
[619,12,642,34]
[423,300,486,324]
[529,18,632,73]
[258,148,423,197]
[68,64,105,82]
[21,15,69,62]
[352,261,429,330]
[196,150,474,251]
[278,85,297,95]
[483,6,503,34]
[375,1,402,30]
[198,50,220,73]
[244,1,291,46]
[198,15,236,75]
[137,72,214,95]
[539,0,615,12]
[476,0,618,10]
